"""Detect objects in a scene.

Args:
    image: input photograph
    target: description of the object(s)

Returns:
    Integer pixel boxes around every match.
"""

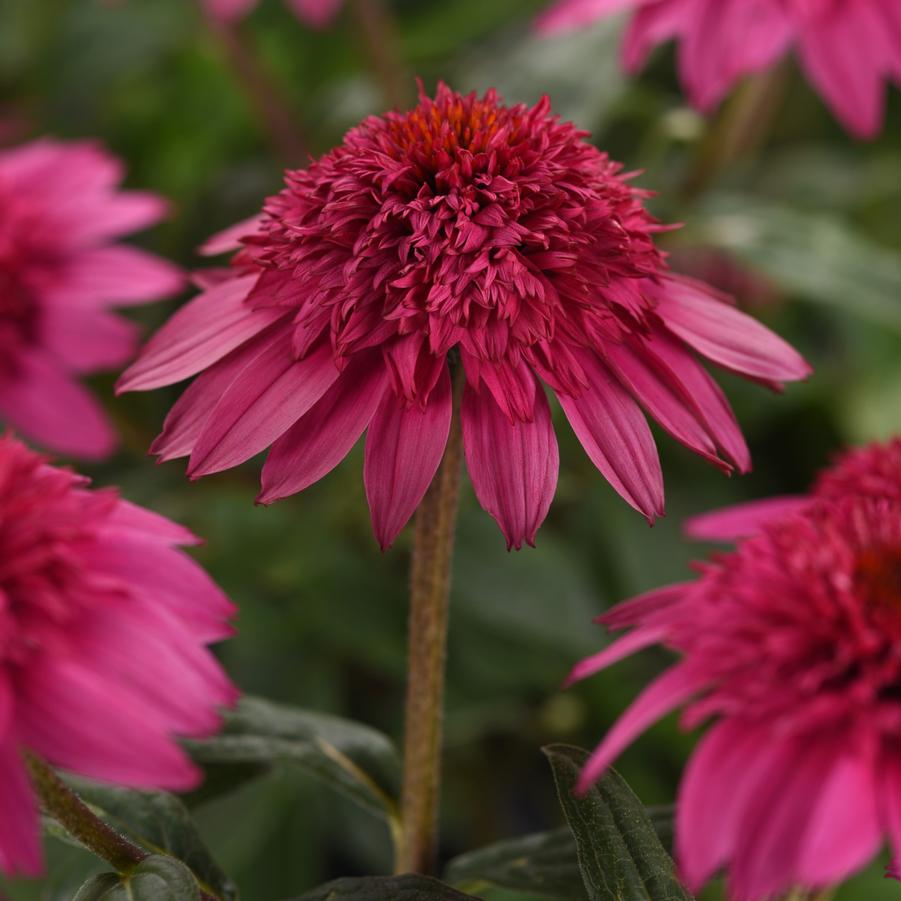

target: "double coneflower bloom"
[119,84,809,550]
[0,436,236,876]
[572,439,901,900]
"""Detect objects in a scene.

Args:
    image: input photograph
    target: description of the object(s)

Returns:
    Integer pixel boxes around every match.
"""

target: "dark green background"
[2,1,901,898]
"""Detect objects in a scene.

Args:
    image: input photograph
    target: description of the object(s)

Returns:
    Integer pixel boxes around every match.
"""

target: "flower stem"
[395,374,464,875]
[204,15,310,164]
[26,754,145,874]
[684,60,790,199]
[348,0,412,110]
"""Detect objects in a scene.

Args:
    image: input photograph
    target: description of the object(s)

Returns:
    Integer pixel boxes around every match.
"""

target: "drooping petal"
[604,338,728,472]
[0,352,116,460]
[40,307,138,374]
[364,365,453,550]
[149,324,281,462]
[116,275,284,392]
[102,499,201,547]
[286,0,344,29]
[461,375,559,549]
[258,352,389,504]
[684,496,810,542]
[643,328,751,472]
[0,739,42,878]
[20,660,201,791]
[657,277,812,384]
[577,663,704,792]
[556,350,663,522]
[46,246,185,308]
[794,741,881,887]
[188,333,340,478]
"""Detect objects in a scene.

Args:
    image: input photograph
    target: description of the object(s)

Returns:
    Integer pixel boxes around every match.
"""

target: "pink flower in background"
[0,435,237,877]
[686,436,901,541]
[570,483,901,898]
[119,84,809,551]
[0,139,183,459]
[537,0,901,138]
[202,0,343,28]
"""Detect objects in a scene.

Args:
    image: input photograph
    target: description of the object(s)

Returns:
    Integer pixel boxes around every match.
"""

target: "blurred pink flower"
[686,436,901,542]
[537,0,901,138]
[571,462,901,898]
[0,434,237,877]
[119,84,809,550]
[0,139,183,459]
[201,0,343,28]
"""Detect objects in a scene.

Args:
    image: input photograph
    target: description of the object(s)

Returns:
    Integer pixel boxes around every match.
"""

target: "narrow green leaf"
[57,778,236,901]
[689,195,901,331]
[444,828,587,900]
[184,696,401,821]
[543,744,693,901]
[289,874,483,900]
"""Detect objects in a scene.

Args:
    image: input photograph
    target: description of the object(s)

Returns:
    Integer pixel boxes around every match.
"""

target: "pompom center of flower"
[856,544,901,611]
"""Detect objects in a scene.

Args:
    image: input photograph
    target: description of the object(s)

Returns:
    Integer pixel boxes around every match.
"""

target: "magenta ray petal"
[556,351,663,522]
[461,377,559,550]
[604,338,729,472]
[188,334,340,478]
[364,366,453,550]
[199,214,266,256]
[564,626,667,687]
[0,740,42,877]
[596,583,690,629]
[41,307,138,374]
[643,329,751,472]
[676,719,771,892]
[684,496,810,542]
[103,500,201,547]
[536,0,637,34]
[883,754,901,864]
[577,663,704,793]
[794,743,881,887]
[150,325,281,463]
[259,352,389,504]
[0,352,116,459]
[116,275,283,392]
[658,277,812,383]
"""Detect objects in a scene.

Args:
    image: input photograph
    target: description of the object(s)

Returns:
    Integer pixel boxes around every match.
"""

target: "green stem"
[26,754,145,874]
[204,14,310,164]
[683,60,790,199]
[395,374,464,875]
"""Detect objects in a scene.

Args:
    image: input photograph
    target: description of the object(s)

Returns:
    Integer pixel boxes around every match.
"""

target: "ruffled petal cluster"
[571,437,901,900]
[202,0,343,28]
[120,84,809,550]
[0,435,237,877]
[537,0,901,138]
[0,139,183,459]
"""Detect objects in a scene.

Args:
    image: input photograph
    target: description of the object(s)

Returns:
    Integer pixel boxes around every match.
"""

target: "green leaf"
[184,697,401,822]
[73,873,123,901]
[72,857,201,900]
[290,874,483,900]
[444,827,587,900]
[56,778,236,901]
[543,745,693,901]
[688,195,901,331]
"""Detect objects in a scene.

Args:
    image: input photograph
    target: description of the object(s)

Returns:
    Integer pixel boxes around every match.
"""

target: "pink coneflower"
[570,472,901,898]
[201,0,343,28]
[119,84,809,550]
[0,139,183,459]
[537,0,901,139]
[687,437,901,542]
[0,434,237,876]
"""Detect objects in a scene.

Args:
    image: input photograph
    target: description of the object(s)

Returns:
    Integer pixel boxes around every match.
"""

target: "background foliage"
[2,0,901,898]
